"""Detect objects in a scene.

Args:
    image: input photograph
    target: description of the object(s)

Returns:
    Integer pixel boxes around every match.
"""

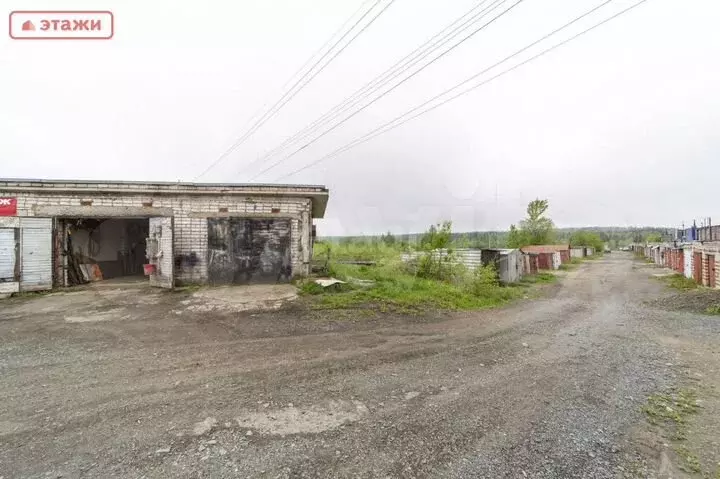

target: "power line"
[236,0,499,177]
[274,0,648,181]
[193,0,394,180]
[278,0,376,93]
[243,0,376,131]
[195,0,387,180]
[249,0,523,181]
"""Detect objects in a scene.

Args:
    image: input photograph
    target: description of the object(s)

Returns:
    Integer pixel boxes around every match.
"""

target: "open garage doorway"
[54,216,173,289]
[58,218,149,286]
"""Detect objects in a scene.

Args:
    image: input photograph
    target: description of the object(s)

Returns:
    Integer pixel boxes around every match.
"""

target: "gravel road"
[0,253,717,478]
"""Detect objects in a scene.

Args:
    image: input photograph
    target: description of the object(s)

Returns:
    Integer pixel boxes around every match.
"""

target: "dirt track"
[1,254,718,478]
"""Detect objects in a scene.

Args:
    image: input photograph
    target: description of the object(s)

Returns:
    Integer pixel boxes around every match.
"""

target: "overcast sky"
[2,0,718,235]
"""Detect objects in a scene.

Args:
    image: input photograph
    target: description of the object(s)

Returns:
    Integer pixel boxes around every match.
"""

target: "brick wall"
[694,242,720,289]
[2,186,317,284]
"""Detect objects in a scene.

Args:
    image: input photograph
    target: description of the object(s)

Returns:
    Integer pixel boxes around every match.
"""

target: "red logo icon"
[0,198,17,216]
[9,11,113,40]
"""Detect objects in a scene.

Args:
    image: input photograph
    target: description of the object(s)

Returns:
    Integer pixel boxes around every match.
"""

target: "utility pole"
[708,216,712,241]
[494,183,499,249]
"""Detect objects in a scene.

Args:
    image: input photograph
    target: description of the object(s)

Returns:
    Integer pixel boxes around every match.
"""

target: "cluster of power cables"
[193,0,650,183]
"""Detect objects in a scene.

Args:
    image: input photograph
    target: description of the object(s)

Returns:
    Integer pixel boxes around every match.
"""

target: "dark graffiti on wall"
[207,218,291,284]
[174,251,199,268]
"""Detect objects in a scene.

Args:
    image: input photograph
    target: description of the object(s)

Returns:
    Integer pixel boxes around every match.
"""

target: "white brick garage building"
[0,179,328,294]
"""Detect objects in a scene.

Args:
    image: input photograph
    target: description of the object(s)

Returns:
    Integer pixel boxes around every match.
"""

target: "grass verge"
[300,259,554,313]
[305,241,559,313]
[656,274,699,291]
[520,272,556,284]
[304,265,526,312]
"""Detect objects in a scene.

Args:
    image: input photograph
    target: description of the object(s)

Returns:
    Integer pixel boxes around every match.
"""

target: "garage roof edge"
[0,179,330,218]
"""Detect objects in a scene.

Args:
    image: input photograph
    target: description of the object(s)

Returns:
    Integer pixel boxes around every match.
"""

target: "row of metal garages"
[633,242,720,288]
[402,244,596,285]
[520,245,595,274]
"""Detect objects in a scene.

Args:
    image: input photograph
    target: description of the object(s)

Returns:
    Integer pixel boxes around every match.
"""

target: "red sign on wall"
[0,198,17,216]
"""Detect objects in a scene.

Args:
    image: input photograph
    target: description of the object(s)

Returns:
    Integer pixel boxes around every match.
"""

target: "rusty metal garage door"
[207,218,292,284]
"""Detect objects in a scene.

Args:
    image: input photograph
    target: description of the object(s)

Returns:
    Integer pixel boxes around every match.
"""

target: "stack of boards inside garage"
[61,218,149,286]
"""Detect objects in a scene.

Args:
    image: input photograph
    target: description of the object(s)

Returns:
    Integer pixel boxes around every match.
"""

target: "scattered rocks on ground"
[192,417,217,437]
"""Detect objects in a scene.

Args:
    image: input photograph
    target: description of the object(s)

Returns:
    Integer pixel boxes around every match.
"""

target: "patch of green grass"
[307,242,557,313]
[298,281,325,295]
[559,263,576,271]
[306,258,528,312]
[312,271,523,312]
[705,304,720,315]
[675,446,702,473]
[643,389,698,441]
[521,272,557,285]
[642,389,719,476]
[656,274,699,291]
[173,284,204,294]
[643,389,698,425]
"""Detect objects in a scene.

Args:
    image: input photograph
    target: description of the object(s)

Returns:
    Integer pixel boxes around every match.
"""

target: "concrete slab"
[179,284,298,314]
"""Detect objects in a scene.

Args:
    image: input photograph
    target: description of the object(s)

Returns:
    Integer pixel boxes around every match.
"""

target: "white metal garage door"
[20,217,52,291]
[684,247,694,279]
[0,229,15,280]
[0,227,19,295]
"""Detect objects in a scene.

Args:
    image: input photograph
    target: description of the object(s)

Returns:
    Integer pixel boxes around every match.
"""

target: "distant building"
[481,248,523,284]
[520,245,571,269]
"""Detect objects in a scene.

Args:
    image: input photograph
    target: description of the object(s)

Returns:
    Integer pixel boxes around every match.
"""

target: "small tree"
[416,221,460,282]
[420,221,453,251]
[520,198,556,245]
[507,224,530,248]
[506,199,555,248]
[569,231,604,252]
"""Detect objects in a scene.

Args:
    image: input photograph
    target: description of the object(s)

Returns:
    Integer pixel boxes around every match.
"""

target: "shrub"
[416,252,461,282]
[464,264,498,293]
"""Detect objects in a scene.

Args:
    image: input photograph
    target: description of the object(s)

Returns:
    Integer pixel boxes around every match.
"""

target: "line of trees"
[323,199,670,250]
